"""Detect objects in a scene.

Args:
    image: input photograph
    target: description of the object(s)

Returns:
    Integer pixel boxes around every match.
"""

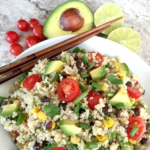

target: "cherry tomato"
[29,19,39,30]
[9,43,22,56]
[26,36,39,48]
[126,117,146,140]
[57,78,79,102]
[23,74,41,90]
[88,51,103,69]
[11,130,19,136]
[51,147,66,150]
[33,24,46,41]
[127,86,142,99]
[17,19,29,31]
[87,91,103,110]
[5,31,19,43]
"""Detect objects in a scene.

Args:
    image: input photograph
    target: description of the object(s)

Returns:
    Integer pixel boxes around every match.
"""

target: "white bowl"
[0,35,150,150]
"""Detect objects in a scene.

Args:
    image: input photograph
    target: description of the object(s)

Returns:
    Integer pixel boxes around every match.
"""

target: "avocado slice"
[43,1,94,38]
[59,119,82,136]
[121,144,134,150]
[1,103,19,117]
[115,63,129,77]
[109,88,132,108]
[90,66,105,81]
[45,61,65,75]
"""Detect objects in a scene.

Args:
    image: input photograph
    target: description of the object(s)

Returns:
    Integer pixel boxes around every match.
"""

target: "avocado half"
[43,1,94,38]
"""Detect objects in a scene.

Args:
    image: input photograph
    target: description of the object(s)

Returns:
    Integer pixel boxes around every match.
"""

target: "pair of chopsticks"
[0,17,122,84]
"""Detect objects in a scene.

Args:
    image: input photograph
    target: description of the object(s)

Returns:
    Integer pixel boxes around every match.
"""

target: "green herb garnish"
[80,49,86,54]
[88,114,92,119]
[86,142,98,149]
[73,47,80,53]
[92,82,102,90]
[114,103,125,109]
[133,144,137,150]
[17,113,25,125]
[81,105,88,110]
[67,141,78,150]
[44,141,57,150]
[61,57,66,63]
[52,72,60,82]
[99,146,105,150]
[146,123,150,130]
[104,115,109,121]
[81,55,89,65]
[105,63,112,68]
[35,127,41,132]
[81,74,90,78]
[74,103,81,118]
[67,50,71,53]
[130,126,139,137]
[78,122,90,129]
[20,71,28,83]
[0,96,7,104]
[87,62,95,71]
[107,92,115,97]
[79,84,87,92]
[108,74,123,85]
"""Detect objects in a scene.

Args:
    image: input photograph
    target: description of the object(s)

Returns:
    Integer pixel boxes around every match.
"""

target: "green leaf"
[43,103,60,118]
[86,142,98,149]
[44,141,57,150]
[88,114,92,119]
[78,122,90,129]
[108,133,113,143]
[67,141,78,150]
[74,103,81,118]
[0,96,7,104]
[99,146,105,150]
[108,74,123,85]
[114,103,125,109]
[13,115,19,121]
[105,63,112,68]
[17,113,25,125]
[104,115,109,121]
[81,105,88,110]
[20,71,29,83]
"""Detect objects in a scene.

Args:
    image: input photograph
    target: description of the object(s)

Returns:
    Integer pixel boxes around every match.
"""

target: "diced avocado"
[90,66,105,81]
[121,144,134,150]
[59,119,82,136]
[45,61,65,75]
[109,88,132,108]
[115,63,129,76]
[1,103,19,117]
[43,1,94,39]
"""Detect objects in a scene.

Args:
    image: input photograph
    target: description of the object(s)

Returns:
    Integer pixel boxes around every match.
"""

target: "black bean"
[1,101,8,106]
[59,102,67,110]
[76,60,82,68]
[102,104,109,115]
[115,109,121,117]
[90,122,95,126]
[62,72,68,78]
[42,96,50,103]
[14,139,17,144]
[143,90,145,95]
[86,77,92,84]
[69,64,73,68]
[79,108,85,114]
[42,141,49,147]
[133,106,140,116]
[33,141,40,150]
[34,148,40,150]
[140,138,148,144]
[74,55,78,61]
[46,121,53,130]
[126,81,132,87]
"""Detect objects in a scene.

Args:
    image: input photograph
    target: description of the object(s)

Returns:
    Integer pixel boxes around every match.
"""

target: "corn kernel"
[49,122,56,131]
[128,138,136,144]
[14,100,21,106]
[30,106,40,115]
[96,135,107,142]
[99,82,109,92]
[16,95,20,99]
[130,98,135,105]
[135,102,139,106]
[118,71,125,78]
[70,136,80,144]
[37,111,48,121]
[67,77,76,81]
[103,117,114,128]
[24,129,28,132]
[83,80,87,85]
[54,81,58,85]
[20,82,24,88]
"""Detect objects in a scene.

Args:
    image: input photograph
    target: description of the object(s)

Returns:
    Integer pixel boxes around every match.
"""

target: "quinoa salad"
[0,48,150,150]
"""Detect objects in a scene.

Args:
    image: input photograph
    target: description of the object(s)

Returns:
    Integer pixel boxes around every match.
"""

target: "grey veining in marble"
[0,0,150,67]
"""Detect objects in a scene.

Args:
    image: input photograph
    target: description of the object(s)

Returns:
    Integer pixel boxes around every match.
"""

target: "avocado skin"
[59,119,82,136]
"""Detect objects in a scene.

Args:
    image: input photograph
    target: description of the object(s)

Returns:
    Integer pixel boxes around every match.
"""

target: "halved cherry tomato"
[11,130,19,136]
[127,86,142,99]
[126,117,146,140]
[23,74,41,90]
[88,51,103,69]
[57,78,79,102]
[51,147,66,150]
[87,91,103,110]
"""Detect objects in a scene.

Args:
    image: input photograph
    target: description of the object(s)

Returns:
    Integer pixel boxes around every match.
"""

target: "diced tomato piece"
[51,148,66,150]
[11,130,19,136]
[127,86,142,99]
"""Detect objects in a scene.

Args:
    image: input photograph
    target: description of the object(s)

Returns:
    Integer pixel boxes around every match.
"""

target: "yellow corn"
[30,106,40,115]
[70,136,80,144]
[114,65,119,71]
[99,82,109,92]
[130,98,135,105]
[118,71,125,78]
[96,135,107,142]
[103,117,114,128]
[83,80,87,85]
[16,95,20,99]
[67,77,77,81]
[21,82,24,88]
[14,100,21,106]
[54,81,58,85]
[24,129,28,132]
[49,122,56,131]
[135,102,139,106]
[37,111,48,121]
[128,138,136,144]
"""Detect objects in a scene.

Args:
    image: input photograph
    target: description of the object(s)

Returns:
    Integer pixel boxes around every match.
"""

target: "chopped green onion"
[112,131,117,138]
[107,92,115,97]
[146,124,150,129]
[87,62,95,71]
[114,103,125,109]
[78,122,90,129]
[99,146,105,150]
[74,103,81,118]
[67,50,71,53]
[20,71,28,83]
[104,115,109,121]
[81,105,88,110]
[61,57,66,62]
[92,82,102,90]
[88,114,92,119]
[44,141,57,150]
[52,72,59,82]
[81,74,90,78]
[108,133,113,142]
[80,49,86,54]
[13,115,19,121]
[73,91,89,105]
[82,55,89,65]
[79,84,87,92]
[0,96,7,104]
[108,74,123,85]
[133,145,137,150]
[105,63,112,68]
[86,142,98,149]
[17,113,25,125]
[73,47,80,53]
[130,126,139,137]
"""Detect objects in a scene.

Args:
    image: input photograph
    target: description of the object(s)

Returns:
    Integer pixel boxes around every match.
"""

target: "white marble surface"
[0,0,150,67]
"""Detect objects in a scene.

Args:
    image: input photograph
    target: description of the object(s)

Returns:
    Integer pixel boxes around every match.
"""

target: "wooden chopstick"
[0,17,122,75]
[0,26,110,84]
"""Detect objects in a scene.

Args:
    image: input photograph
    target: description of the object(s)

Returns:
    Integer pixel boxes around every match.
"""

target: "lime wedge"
[94,3,124,35]
[108,27,141,53]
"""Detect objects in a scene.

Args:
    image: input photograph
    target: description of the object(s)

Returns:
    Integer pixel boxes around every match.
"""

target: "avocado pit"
[59,8,84,32]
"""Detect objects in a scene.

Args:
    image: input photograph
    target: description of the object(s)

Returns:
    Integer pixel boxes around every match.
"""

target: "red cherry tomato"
[88,51,103,69]
[87,91,103,110]
[17,19,29,31]
[127,86,142,99]
[33,24,46,41]
[25,36,39,48]
[57,78,79,102]
[5,31,19,43]
[51,147,66,150]
[9,43,22,56]
[11,130,19,136]
[23,74,41,90]
[29,19,39,30]
[126,117,146,140]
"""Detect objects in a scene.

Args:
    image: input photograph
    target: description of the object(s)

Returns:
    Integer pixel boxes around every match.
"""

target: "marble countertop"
[0,0,150,67]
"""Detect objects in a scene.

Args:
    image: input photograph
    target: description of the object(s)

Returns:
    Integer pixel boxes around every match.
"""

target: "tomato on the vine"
[29,19,39,30]
[9,43,22,56]
[5,31,19,43]
[26,36,39,48]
